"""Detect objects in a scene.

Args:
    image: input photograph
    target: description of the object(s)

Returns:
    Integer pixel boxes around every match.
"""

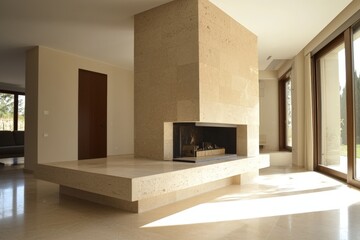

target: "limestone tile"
[163,139,173,161]
[227,105,248,124]
[199,27,223,51]
[200,82,220,103]
[247,125,260,154]
[162,103,178,122]
[237,125,248,156]
[137,177,233,212]
[163,122,173,141]
[246,94,260,109]
[199,101,219,123]
[177,100,200,121]
[135,137,164,160]
[218,86,238,105]
[198,1,231,48]
[135,27,162,55]
[175,27,199,48]
[199,63,221,86]
[156,66,178,88]
[247,105,260,124]
[134,71,152,89]
[162,14,198,42]
[199,0,231,28]
[161,4,198,47]
[164,46,179,68]
[176,42,199,66]
[135,51,163,72]
[246,79,260,98]
[176,63,199,101]
[132,156,268,201]
[60,186,139,213]
[134,52,147,72]
[199,65,218,83]
[231,75,248,90]
[199,43,220,67]
[36,165,133,201]
[135,0,259,160]
[134,11,162,34]
[135,119,161,139]
[161,0,198,24]
[247,139,260,157]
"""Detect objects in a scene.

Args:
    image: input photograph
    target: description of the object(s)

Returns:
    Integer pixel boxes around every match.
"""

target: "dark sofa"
[0,131,24,158]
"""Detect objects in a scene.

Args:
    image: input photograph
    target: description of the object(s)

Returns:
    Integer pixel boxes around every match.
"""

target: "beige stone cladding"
[198,0,258,125]
[134,0,200,160]
[134,0,259,160]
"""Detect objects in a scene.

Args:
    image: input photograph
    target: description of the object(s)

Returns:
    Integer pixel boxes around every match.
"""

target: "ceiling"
[0,0,352,88]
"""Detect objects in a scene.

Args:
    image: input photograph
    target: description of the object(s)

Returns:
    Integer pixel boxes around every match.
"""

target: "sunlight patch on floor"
[142,172,360,228]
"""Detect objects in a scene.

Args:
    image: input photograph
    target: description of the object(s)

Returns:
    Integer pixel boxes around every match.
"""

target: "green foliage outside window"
[0,93,14,130]
[0,93,25,131]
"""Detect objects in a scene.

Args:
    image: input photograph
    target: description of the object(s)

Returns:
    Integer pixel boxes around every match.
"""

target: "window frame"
[279,69,292,151]
[311,26,360,186]
[312,33,346,180]
[0,90,25,131]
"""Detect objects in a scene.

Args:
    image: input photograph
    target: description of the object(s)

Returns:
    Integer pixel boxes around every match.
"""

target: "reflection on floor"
[1,165,360,239]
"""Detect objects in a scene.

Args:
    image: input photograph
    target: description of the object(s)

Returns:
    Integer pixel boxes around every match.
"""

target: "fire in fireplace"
[173,123,237,162]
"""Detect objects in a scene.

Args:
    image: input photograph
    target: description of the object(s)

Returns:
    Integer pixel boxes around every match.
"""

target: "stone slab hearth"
[36,154,269,213]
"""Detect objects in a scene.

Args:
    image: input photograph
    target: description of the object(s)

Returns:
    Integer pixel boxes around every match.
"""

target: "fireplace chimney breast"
[134,0,259,160]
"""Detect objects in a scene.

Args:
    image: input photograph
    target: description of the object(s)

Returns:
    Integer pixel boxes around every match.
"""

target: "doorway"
[78,69,107,160]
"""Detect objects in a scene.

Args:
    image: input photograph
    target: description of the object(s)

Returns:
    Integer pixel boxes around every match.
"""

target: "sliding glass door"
[315,36,347,178]
[314,21,360,186]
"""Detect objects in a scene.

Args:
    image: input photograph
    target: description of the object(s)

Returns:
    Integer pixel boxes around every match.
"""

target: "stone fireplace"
[34,0,269,214]
[173,122,237,162]
[134,0,259,161]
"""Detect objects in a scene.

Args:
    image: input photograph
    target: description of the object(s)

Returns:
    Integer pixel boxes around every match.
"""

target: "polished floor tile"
[1,166,360,239]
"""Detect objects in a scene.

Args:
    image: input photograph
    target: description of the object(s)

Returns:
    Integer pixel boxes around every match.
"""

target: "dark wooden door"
[78,69,107,160]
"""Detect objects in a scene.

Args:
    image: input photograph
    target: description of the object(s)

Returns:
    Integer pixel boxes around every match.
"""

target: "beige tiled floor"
[1,166,360,239]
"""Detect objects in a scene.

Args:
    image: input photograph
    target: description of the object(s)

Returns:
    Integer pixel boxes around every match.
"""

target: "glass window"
[18,95,25,131]
[316,39,347,174]
[279,71,292,151]
[314,19,360,186]
[0,92,25,131]
[0,93,15,131]
[285,80,292,147]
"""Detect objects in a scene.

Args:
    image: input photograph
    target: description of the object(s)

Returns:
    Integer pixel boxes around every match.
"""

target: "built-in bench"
[0,131,24,159]
[36,154,270,213]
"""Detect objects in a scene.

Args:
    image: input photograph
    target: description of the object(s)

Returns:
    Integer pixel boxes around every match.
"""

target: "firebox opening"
[173,123,237,162]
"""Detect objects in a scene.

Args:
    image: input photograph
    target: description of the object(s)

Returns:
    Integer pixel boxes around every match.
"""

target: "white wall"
[25,46,134,171]
[304,0,360,56]
[259,78,279,152]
